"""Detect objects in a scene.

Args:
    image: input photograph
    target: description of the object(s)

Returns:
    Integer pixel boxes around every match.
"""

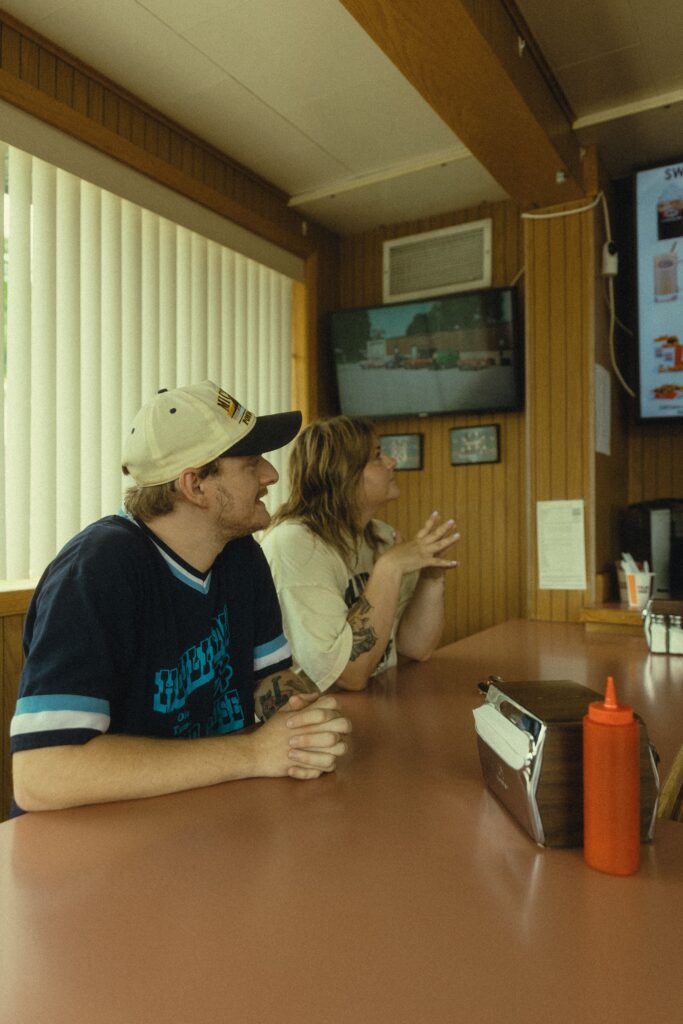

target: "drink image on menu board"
[653,249,679,301]
[657,183,683,240]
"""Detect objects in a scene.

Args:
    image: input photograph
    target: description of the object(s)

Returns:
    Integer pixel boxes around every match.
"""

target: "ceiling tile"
[170,76,348,194]
[631,4,683,94]
[182,0,398,105]
[35,0,227,104]
[135,0,246,35]
[296,158,508,235]
[291,74,462,174]
[0,0,67,22]
[516,0,640,70]
[557,47,656,116]
[576,101,683,178]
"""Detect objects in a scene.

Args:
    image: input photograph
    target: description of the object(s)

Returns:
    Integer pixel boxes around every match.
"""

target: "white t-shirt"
[261,519,418,691]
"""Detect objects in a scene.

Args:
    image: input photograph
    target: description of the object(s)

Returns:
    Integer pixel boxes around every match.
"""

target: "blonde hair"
[270,416,382,565]
[122,458,221,521]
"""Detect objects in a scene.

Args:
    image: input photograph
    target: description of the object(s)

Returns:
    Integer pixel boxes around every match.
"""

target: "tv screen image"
[327,287,523,419]
[634,157,683,420]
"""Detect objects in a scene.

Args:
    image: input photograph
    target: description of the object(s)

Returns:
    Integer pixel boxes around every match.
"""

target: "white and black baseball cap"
[122,380,302,486]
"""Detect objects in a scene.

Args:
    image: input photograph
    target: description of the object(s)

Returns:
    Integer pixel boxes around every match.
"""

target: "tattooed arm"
[347,597,378,660]
[334,565,404,691]
[253,668,319,721]
[334,514,459,691]
[338,512,459,690]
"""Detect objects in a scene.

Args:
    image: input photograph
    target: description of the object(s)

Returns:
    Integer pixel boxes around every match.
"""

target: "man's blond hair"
[122,458,221,520]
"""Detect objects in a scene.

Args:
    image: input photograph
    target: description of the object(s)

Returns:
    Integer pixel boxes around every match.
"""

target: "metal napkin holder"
[643,598,683,654]
[473,678,659,848]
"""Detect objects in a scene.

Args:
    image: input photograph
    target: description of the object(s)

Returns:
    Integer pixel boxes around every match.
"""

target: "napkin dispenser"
[473,679,659,848]
[643,598,683,654]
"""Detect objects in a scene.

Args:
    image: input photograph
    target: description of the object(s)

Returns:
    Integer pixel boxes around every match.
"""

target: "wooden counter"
[0,620,681,1024]
[579,602,645,635]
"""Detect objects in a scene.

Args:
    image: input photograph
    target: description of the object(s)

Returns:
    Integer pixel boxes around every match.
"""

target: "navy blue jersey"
[11,516,291,754]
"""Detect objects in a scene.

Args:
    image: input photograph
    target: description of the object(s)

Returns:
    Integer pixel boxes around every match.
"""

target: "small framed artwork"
[379,433,424,471]
[450,424,500,466]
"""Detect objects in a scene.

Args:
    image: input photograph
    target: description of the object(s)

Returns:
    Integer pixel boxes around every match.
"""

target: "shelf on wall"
[580,603,645,636]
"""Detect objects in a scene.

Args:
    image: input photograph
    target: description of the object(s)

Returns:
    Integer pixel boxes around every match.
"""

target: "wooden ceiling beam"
[339,0,589,209]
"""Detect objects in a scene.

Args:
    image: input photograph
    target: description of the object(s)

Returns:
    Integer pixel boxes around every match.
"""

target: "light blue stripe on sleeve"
[14,694,110,716]
[11,695,111,739]
[11,709,111,737]
[254,634,288,659]
[253,633,291,671]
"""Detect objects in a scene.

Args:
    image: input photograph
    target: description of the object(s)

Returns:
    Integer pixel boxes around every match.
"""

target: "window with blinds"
[0,143,294,581]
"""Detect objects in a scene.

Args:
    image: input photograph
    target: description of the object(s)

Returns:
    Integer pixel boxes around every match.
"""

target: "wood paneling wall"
[524,200,597,621]
[523,198,631,619]
[523,191,647,613]
[628,421,683,502]
[337,194,637,637]
[0,592,31,822]
[338,201,526,645]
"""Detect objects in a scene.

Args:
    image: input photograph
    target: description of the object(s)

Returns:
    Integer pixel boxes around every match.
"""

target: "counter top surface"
[1,620,681,1024]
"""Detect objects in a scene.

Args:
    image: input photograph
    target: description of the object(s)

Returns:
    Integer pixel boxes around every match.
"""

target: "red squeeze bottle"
[583,676,640,876]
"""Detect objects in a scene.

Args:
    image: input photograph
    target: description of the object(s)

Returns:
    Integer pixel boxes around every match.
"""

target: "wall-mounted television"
[327,286,524,419]
[635,157,683,420]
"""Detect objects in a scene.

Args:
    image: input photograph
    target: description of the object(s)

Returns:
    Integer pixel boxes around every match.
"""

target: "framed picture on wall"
[379,433,424,471]
[449,425,500,466]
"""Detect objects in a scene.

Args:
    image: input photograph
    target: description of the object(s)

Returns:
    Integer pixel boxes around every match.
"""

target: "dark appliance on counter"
[620,499,683,598]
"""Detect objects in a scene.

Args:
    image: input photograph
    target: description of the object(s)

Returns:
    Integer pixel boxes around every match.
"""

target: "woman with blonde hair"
[261,416,459,692]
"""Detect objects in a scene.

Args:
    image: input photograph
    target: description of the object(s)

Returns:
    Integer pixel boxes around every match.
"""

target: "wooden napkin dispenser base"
[473,679,660,848]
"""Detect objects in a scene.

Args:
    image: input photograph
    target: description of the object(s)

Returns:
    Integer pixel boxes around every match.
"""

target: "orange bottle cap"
[587,676,634,725]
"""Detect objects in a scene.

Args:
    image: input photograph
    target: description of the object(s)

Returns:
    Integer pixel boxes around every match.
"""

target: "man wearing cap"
[11,381,351,813]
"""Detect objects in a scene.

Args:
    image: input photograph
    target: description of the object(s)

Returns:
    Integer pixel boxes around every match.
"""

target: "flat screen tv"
[634,156,683,420]
[327,286,523,419]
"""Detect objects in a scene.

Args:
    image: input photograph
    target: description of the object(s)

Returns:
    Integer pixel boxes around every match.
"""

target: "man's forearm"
[13,692,353,812]
[12,732,259,812]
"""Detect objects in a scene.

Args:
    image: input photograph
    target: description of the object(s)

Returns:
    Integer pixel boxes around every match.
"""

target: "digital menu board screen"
[635,158,683,420]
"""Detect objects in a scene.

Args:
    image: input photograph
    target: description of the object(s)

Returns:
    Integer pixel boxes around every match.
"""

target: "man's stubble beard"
[213,482,270,544]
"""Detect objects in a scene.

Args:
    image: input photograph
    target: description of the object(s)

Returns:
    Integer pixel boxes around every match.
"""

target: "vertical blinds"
[0,143,293,580]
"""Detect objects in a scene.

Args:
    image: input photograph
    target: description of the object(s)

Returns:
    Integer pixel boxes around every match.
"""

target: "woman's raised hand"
[382,511,460,576]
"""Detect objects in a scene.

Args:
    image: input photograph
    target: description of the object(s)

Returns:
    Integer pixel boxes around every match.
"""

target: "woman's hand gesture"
[381,511,460,577]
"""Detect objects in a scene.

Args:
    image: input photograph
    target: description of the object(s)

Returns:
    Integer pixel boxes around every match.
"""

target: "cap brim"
[225,410,302,457]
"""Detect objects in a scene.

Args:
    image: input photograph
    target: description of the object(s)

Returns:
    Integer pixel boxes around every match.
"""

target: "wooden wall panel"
[628,421,683,503]
[524,200,601,621]
[0,592,32,822]
[337,201,526,645]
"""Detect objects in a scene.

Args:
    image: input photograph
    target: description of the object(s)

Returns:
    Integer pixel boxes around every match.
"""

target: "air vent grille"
[383,219,492,302]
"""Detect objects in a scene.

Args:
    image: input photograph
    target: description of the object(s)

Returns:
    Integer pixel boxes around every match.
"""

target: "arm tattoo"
[254,671,318,721]
[347,595,378,662]
[256,674,288,721]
